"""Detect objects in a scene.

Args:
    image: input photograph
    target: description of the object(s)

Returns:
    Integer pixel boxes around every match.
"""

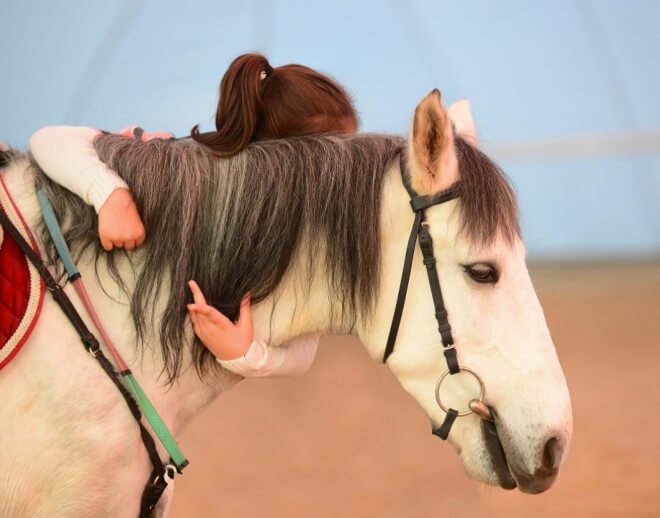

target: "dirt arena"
[171,262,660,518]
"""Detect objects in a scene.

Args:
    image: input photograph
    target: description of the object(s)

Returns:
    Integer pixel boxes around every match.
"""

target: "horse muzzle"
[483,408,567,494]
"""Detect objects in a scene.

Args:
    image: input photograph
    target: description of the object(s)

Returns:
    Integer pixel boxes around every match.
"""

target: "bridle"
[382,156,491,439]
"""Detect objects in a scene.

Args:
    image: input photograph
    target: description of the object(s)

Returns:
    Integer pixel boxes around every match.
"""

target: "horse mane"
[0,147,19,168]
[33,132,518,382]
[35,133,403,381]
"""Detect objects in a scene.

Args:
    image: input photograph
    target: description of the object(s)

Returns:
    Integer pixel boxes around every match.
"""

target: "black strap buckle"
[140,464,176,517]
[422,256,436,268]
[82,333,101,357]
[443,348,460,374]
[432,408,459,440]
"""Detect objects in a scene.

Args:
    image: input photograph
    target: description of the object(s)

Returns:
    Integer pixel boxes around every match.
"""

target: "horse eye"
[463,263,499,284]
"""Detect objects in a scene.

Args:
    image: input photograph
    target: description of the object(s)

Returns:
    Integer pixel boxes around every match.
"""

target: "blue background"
[2,0,658,259]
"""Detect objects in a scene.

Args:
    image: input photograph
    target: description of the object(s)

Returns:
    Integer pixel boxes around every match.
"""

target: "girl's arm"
[187,281,320,378]
[29,126,128,212]
[29,125,162,250]
[217,333,320,378]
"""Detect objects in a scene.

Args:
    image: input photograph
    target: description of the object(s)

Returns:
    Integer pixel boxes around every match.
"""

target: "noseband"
[382,156,490,439]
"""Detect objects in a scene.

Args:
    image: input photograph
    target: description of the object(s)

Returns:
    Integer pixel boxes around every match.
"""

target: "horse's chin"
[481,416,559,494]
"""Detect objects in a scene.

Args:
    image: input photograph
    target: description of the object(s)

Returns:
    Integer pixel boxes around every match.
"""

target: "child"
[187,280,319,376]
[30,53,356,376]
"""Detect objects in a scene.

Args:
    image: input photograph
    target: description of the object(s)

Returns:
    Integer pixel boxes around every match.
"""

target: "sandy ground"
[170,262,660,518]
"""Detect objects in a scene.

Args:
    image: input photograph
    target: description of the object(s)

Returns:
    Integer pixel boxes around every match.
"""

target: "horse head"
[1,92,572,515]
[358,90,573,493]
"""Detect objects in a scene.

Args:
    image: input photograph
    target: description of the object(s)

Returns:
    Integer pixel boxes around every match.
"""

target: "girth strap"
[0,210,172,516]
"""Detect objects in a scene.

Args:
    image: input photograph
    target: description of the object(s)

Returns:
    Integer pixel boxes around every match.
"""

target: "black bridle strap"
[382,158,461,439]
[382,162,459,364]
[418,224,459,374]
[431,409,458,440]
[0,209,171,516]
[382,209,423,363]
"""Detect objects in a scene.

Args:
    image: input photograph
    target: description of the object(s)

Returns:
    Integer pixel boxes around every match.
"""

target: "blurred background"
[2,1,659,516]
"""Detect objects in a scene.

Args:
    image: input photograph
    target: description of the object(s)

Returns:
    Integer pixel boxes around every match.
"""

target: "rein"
[0,192,186,517]
[383,156,490,439]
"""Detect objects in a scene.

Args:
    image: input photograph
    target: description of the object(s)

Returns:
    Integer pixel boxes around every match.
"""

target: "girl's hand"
[115,126,174,141]
[96,126,173,251]
[187,280,253,360]
[98,188,146,251]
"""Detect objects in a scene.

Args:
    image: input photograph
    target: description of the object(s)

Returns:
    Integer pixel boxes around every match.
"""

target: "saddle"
[0,175,44,369]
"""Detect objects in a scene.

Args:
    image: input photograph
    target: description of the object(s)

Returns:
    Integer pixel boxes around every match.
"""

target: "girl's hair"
[191,53,358,157]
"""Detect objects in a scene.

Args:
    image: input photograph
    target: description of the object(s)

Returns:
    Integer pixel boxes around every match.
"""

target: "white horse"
[0,91,572,517]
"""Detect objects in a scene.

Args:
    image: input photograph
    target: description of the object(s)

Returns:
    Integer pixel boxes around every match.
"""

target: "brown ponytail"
[191,54,271,157]
[191,53,357,157]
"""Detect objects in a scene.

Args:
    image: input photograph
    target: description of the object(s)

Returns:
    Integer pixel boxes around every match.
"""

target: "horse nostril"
[542,436,561,473]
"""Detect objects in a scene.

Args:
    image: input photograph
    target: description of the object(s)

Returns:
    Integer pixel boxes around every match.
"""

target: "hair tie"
[260,64,274,81]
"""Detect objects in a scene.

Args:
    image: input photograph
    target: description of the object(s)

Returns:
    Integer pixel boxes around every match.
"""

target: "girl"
[30,53,357,377]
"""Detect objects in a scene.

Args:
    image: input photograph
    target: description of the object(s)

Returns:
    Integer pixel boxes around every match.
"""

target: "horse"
[0,90,572,517]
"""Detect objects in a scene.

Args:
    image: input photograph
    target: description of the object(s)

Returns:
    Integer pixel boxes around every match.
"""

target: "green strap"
[37,189,78,278]
[123,373,189,470]
[37,188,188,471]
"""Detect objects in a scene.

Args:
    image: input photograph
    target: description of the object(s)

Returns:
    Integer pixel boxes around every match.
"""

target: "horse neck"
[352,161,414,361]
[249,239,350,344]
[1,160,234,434]
[248,161,412,358]
[3,156,403,435]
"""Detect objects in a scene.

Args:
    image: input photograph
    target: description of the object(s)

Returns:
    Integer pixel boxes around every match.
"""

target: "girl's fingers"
[207,307,233,327]
[237,293,253,335]
[116,126,138,139]
[188,306,211,340]
[142,130,175,141]
[189,303,233,329]
[188,303,209,316]
[100,236,113,251]
[187,306,199,329]
[188,280,207,305]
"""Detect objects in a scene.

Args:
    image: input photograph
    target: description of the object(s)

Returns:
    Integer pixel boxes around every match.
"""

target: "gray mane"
[36,133,404,381]
[33,132,518,382]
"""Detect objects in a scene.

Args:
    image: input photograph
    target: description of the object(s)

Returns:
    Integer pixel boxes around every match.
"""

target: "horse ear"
[408,89,458,195]
[448,99,478,145]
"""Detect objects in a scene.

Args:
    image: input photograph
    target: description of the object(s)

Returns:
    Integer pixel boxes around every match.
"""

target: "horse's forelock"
[454,136,520,246]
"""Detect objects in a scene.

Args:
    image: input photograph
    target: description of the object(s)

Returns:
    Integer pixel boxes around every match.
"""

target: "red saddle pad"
[0,175,44,369]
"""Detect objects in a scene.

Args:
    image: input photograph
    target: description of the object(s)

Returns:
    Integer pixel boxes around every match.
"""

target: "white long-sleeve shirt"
[29,126,128,212]
[218,333,320,377]
[29,125,321,378]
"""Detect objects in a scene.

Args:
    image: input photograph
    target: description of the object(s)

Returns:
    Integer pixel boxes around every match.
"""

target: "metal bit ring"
[434,367,486,417]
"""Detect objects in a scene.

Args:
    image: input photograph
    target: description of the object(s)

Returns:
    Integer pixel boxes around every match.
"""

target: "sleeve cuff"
[216,340,269,376]
[87,173,129,212]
